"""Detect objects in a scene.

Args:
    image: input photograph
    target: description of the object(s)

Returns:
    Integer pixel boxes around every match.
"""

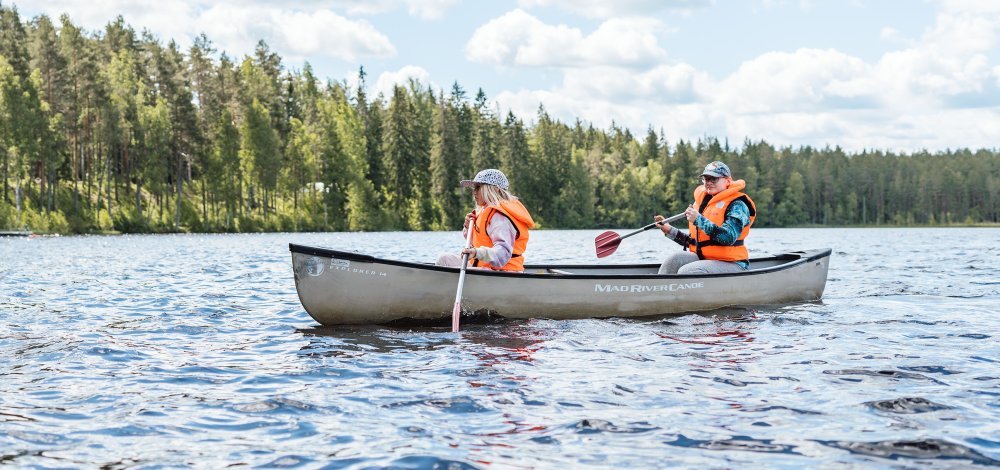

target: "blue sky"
[15,0,1000,152]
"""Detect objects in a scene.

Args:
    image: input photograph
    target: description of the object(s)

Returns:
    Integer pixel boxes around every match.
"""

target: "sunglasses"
[701,175,721,184]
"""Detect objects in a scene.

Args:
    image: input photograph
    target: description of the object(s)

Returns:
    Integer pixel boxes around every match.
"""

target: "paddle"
[451,223,476,332]
[595,212,686,258]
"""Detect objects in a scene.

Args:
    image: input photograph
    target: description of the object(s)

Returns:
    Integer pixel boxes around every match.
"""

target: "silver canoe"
[289,244,832,326]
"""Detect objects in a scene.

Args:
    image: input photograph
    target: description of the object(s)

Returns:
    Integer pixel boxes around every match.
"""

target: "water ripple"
[1,230,998,467]
[864,397,952,414]
[665,434,801,455]
[818,439,1000,465]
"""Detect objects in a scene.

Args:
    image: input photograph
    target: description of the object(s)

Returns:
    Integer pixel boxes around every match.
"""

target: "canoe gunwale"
[288,243,832,280]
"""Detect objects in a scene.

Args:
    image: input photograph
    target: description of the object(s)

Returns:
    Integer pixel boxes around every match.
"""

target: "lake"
[1,228,998,467]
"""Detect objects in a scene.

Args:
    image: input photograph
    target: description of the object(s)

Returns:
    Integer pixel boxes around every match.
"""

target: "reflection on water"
[819,438,1000,465]
[1,229,998,467]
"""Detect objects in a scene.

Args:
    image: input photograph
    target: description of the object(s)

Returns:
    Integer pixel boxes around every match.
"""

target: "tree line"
[0,6,997,234]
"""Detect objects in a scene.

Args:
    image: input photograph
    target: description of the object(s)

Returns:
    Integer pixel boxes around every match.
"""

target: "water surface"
[2,228,998,467]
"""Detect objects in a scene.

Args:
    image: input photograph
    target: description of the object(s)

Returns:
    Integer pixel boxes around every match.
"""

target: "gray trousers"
[436,253,490,270]
[437,253,464,267]
[658,251,747,275]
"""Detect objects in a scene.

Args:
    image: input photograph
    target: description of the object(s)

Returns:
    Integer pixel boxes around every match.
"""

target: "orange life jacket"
[471,199,535,271]
[688,179,757,262]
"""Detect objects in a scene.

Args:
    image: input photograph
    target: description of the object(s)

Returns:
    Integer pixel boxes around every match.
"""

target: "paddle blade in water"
[595,230,622,258]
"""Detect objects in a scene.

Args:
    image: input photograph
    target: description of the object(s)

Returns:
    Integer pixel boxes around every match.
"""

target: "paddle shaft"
[617,212,687,241]
[451,226,475,332]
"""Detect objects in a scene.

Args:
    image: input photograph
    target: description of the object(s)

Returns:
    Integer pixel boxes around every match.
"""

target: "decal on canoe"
[305,256,325,276]
[329,258,388,278]
[594,282,704,293]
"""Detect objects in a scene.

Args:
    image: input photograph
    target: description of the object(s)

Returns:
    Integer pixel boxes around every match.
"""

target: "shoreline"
[6,223,999,237]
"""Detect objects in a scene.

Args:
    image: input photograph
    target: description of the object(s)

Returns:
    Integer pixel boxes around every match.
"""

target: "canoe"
[0,230,32,237]
[289,243,832,326]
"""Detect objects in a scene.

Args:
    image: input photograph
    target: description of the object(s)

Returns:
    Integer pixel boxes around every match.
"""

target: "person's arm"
[471,213,517,268]
[661,223,694,247]
[655,214,694,247]
[692,200,749,245]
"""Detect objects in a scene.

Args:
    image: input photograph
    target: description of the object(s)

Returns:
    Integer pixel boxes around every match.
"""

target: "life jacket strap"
[696,239,745,247]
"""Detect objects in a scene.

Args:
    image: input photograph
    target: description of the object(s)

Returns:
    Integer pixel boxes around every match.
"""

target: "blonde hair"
[475,184,517,213]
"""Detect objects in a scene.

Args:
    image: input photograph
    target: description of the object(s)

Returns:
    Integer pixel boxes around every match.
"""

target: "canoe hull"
[290,244,831,325]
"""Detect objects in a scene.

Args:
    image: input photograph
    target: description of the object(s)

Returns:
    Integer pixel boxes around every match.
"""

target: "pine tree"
[0,4,33,204]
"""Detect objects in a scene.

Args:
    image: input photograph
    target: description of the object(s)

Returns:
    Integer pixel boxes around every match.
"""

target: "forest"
[1,6,997,234]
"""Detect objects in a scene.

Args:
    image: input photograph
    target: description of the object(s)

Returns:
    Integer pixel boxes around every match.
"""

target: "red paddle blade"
[595,230,622,258]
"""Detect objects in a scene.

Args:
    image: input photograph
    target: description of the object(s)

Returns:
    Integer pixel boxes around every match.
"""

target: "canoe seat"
[547,268,572,275]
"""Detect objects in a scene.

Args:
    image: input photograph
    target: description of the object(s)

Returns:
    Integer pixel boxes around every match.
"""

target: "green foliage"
[112,207,149,234]
[346,180,382,231]
[0,201,11,227]
[96,209,113,231]
[772,171,806,226]
[15,206,64,233]
[236,215,258,233]
[0,9,997,234]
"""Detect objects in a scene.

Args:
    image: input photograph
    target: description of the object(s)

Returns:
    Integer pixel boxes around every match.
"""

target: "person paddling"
[654,161,757,274]
[437,169,535,272]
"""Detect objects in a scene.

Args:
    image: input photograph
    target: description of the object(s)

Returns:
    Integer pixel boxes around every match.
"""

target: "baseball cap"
[460,168,509,191]
[701,161,732,178]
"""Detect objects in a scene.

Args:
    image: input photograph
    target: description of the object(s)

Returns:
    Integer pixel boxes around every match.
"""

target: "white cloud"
[24,0,195,48]
[494,87,713,141]
[466,9,667,68]
[489,62,712,139]
[869,10,997,109]
[17,0,1000,152]
[584,18,669,66]
[516,0,711,19]
[725,112,845,146]
[197,4,395,61]
[21,1,397,63]
[718,48,871,114]
[490,1,1000,152]
[562,64,709,103]
[879,26,904,43]
[321,0,397,16]
[404,0,459,20]
[210,0,460,19]
[838,108,1000,151]
[466,10,586,67]
[372,65,434,98]
[937,0,1000,15]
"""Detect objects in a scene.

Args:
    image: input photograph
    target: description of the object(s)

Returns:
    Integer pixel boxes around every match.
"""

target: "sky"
[13,0,1000,152]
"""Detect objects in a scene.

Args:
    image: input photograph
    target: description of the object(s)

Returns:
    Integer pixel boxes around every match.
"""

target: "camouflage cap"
[701,161,732,178]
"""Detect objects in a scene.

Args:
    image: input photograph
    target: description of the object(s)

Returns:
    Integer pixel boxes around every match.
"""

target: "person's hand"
[684,204,699,222]
[654,214,670,234]
[461,247,477,259]
[463,211,477,230]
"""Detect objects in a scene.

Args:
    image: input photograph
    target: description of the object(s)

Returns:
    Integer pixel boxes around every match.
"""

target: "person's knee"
[678,260,742,275]
[658,257,681,274]
[436,253,459,267]
[660,252,695,274]
[677,264,710,275]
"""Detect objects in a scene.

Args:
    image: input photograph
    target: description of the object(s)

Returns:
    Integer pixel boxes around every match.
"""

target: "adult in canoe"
[436,169,536,272]
[654,161,758,275]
